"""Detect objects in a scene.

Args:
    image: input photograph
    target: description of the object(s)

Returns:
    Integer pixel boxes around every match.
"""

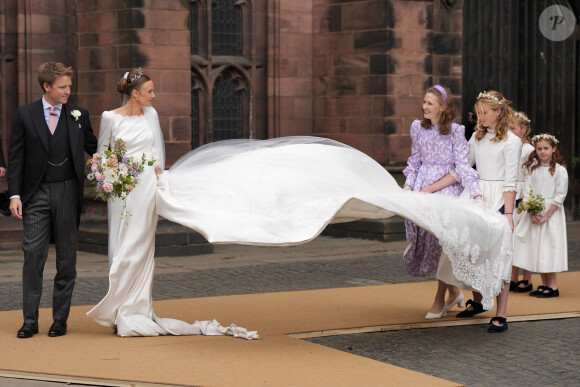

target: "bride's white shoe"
[425,307,446,319]
[444,292,465,312]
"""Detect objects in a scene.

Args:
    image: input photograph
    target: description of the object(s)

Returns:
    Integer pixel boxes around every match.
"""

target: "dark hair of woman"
[117,67,151,96]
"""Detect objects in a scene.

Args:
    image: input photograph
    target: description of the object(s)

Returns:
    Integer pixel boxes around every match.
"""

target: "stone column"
[267,0,314,138]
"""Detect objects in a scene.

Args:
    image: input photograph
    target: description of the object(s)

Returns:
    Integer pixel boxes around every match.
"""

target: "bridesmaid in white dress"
[86,68,258,339]
[513,134,568,298]
[437,90,521,332]
[508,111,535,292]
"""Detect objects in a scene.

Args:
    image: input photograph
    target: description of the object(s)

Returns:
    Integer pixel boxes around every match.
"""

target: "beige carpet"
[1,272,578,386]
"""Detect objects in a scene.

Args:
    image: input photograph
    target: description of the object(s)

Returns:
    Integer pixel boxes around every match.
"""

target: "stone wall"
[76,0,191,165]
[310,0,463,166]
[267,0,315,138]
[0,0,77,145]
[1,0,464,169]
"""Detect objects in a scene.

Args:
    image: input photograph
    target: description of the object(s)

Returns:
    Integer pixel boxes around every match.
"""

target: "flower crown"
[477,91,503,104]
[514,112,531,124]
[532,133,559,145]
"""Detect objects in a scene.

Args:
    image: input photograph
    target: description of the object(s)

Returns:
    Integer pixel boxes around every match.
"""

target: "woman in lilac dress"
[403,85,482,319]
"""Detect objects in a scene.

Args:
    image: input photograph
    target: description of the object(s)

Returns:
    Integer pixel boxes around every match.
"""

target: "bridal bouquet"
[517,186,545,215]
[87,137,155,219]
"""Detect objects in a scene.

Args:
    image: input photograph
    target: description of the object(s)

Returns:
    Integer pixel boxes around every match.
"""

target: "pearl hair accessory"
[124,67,144,84]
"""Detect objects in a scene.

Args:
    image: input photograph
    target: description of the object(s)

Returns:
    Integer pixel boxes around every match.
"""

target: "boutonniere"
[71,110,81,121]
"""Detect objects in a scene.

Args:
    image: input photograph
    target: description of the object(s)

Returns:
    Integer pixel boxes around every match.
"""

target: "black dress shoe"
[48,320,67,337]
[456,299,486,318]
[17,322,39,338]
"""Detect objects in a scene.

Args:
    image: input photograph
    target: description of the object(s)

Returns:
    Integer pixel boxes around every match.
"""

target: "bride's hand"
[403,185,413,191]
[155,167,162,180]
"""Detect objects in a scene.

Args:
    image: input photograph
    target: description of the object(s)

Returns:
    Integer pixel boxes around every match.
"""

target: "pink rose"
[94,172,103,181]
[126,185,134,191]
[102,182,114,193]
[91,163,98,173]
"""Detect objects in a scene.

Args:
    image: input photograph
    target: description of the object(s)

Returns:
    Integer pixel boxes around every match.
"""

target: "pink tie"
[48,106,58,135]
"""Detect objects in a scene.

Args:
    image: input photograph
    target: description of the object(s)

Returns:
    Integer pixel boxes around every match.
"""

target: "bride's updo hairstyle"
[117,67,151,97]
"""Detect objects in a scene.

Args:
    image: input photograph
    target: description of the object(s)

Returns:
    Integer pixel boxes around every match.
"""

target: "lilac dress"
[403,120,480,276]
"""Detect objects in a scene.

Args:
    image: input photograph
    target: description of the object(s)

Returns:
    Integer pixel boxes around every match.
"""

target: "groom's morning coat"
[8,99,98,225]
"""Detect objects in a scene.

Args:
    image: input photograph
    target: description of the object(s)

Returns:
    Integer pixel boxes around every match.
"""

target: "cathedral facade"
[0,0,462,167]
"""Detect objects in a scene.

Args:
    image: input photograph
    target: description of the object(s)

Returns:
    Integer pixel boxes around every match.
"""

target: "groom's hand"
[9,198,22,219]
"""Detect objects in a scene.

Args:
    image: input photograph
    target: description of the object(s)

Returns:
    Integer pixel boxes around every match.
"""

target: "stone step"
[1,215,407,253]
[78,219,214,257]
[323,216,406,242]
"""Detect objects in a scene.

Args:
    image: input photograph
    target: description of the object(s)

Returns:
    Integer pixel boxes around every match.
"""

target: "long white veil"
[156,136,511,310]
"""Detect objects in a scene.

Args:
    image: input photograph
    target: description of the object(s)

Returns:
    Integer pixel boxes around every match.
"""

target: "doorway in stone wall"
[462,0,579,215]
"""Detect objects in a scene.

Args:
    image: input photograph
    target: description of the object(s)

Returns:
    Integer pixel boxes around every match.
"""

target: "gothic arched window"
[211,0,242,56]
[212,70,244,141]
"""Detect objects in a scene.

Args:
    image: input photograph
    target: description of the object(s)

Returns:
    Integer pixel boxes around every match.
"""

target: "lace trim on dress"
[503,186,517,192]
[414,200,512,310]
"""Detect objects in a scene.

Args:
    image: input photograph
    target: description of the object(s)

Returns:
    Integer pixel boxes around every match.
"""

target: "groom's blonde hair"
[38,62,73,93]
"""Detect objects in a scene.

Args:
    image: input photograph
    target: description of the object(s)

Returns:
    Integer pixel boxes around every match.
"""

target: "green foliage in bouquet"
[87,138,155,220]
[517,186,545,215]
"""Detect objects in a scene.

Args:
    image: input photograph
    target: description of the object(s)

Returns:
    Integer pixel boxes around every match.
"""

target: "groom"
[8,62,97,338]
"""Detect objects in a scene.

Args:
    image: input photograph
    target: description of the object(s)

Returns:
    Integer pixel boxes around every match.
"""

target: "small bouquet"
[517,186,545,215]
[87,137,155,220]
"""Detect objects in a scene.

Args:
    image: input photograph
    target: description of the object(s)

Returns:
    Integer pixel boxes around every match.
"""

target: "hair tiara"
[432,85,447,103]
[477,91,503,104]
[532,133,559,145]
[514,112,531,124]
[123,67,144,84]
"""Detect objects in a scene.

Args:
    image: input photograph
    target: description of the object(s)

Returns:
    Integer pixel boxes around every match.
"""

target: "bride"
[86,68,258,339]
[88,68,511,337]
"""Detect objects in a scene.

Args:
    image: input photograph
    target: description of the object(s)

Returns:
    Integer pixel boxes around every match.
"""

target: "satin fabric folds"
[86,108,258,339]
[157,137,512,310]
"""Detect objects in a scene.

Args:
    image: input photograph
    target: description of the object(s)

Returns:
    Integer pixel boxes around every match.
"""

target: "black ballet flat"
[529,285,549,297]
[456,299,486,318]
[487,317,508,333]
[509,281,517,292]
[535,287,559,298]
[513,280,533,293]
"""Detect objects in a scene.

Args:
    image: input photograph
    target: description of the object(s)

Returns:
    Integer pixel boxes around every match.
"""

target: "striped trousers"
[21,179,78,324]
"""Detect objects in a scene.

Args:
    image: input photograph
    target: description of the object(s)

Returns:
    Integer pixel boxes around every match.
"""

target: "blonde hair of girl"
[474,90,514,142]
[511,111,532,144]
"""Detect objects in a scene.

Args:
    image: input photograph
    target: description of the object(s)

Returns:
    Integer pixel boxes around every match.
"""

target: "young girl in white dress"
[438,90,521,333]
[513,134,568,298]
[509,111,535,293]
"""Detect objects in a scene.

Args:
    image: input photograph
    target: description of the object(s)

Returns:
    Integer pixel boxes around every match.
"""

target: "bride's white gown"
[87,107,511,337]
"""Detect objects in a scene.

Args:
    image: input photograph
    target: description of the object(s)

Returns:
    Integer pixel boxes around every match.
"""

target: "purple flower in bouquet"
[86,137,155,220]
